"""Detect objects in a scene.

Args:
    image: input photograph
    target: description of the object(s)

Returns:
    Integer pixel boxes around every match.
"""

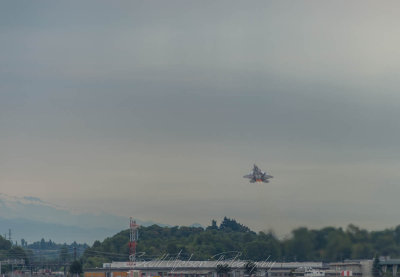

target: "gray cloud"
[2,0,400,235]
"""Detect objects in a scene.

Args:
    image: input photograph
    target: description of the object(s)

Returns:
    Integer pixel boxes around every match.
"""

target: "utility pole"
[74,247,77,261]
[40,250,43,272]
[128,217,139,277]
[129,218,139,266]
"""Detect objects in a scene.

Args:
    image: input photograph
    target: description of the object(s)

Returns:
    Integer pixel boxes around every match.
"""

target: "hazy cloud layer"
[2,0,400,236]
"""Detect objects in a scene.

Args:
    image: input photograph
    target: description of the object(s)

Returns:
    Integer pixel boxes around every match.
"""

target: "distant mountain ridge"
[0,217,115,245]
[0,194,167,244]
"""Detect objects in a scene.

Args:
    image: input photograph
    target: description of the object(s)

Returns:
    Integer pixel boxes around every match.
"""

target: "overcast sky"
[2,0,400,235]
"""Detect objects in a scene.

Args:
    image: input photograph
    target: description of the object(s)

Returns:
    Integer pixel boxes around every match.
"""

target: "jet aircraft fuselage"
[243,164,273,183]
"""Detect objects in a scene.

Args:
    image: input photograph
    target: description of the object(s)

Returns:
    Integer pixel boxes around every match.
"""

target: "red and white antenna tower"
[129,217,139,267]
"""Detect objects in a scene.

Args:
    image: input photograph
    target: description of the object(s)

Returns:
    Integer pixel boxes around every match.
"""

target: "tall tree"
[70,260,83,277]
[372,256,381,277]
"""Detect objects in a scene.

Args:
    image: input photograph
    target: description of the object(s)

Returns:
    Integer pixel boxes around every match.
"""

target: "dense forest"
[82,217,400,268]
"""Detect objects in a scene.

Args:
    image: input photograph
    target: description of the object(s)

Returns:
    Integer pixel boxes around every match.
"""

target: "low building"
[84,260,374,277]
[85,261,326,277]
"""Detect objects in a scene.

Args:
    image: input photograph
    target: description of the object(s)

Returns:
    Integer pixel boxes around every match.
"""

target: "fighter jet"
[243,164,273,183]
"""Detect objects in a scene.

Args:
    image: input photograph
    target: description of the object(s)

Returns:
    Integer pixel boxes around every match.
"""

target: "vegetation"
[216,264,232,277]
[244,261,257,276]
[5,217,400,272]
[70,260,83,276]
[82,218,400,268]
[23,239,88,273]
[0,236,87,273]
[0,235,29,273]
[373,256,382,277]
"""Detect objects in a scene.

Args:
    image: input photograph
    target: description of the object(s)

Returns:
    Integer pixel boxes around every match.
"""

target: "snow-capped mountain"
[0,193,162,244]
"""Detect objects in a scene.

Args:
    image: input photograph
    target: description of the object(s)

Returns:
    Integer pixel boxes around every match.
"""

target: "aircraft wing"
[262,172,273,178]
[243,174,253,179]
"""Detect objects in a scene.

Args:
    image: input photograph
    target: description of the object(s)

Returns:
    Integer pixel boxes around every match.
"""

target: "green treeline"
[0,236,87,273]
[0,235,29,272]
[3,217,400,270]
[82,217,400,268]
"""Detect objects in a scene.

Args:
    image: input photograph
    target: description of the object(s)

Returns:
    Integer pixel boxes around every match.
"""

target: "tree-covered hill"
[82,217,400,268]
